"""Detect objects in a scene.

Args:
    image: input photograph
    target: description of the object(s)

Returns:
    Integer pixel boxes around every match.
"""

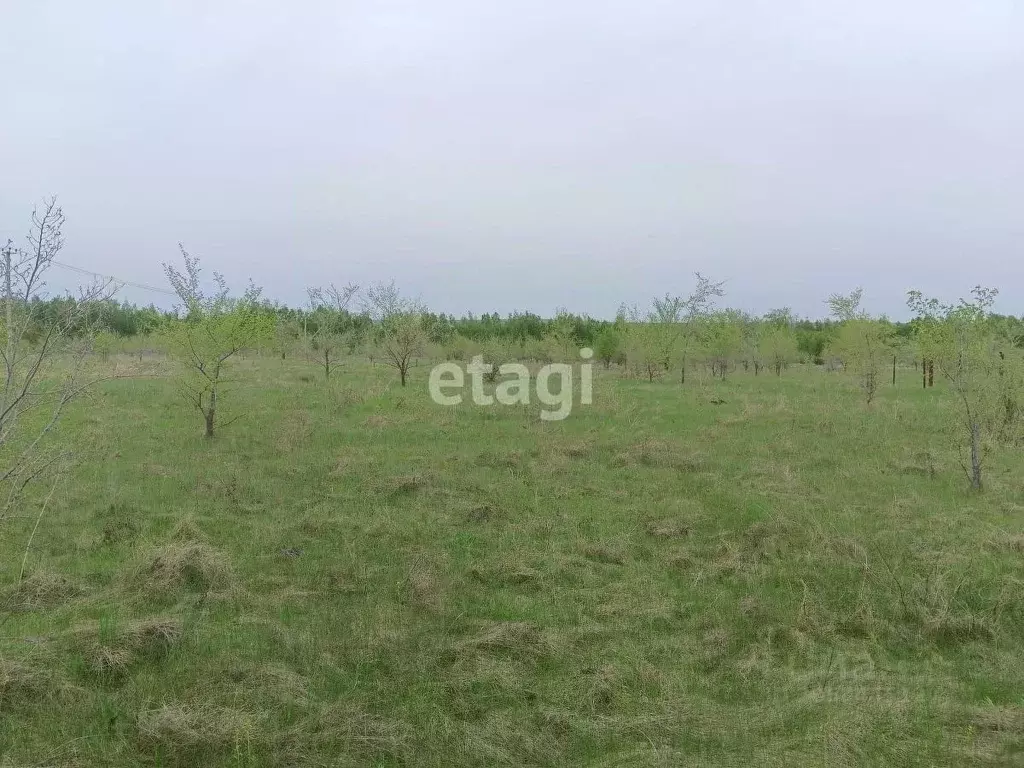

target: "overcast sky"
[1,1,1021,319]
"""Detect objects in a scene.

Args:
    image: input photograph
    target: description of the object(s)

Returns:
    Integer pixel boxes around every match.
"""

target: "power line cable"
[50,260,178,296]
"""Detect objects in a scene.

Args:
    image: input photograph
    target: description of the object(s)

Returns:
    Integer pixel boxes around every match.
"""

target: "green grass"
[1,356,1022,766]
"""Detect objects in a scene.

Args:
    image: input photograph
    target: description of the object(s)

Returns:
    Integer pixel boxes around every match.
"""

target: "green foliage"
[757,324,799,375]
[4,359,1024,766]
[908,286,1023,488]
[702,311,743,379]
[826,289,895,403]
[593,326,622,368]
[162,246,272,436]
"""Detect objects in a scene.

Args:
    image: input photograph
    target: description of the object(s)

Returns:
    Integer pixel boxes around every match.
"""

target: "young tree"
[826,288,893,403]
[702,310,743,379]
[305,283,359,379]
[540,310,578,362]
[620,303,669,382]
[1,198,113,521]
[363,281,426,387]
[163,245,271,437]
[662,273,726,383]
[593,326,622,369]
[758,325,799,376]
[271,314,301,360]
[907,286,1021,489]
[757,309,799,375]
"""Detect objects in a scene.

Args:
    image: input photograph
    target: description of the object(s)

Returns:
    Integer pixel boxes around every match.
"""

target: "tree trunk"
[970,421,982,490]
[892,355,896,386]
[399,365,407,386]
[922,361,927,389]
[205,389,216,437]
[928,361,934,387]
[680,355,686,384]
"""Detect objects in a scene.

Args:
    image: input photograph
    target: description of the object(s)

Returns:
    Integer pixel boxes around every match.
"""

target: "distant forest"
[24,295,1024,364]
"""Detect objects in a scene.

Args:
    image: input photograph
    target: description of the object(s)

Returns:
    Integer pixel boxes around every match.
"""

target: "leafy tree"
[272,315,301,360]
[542,310,578,362]
[702,311,743,379]
[620,303,669,382]
[662,273,726,383]
[826,288,893,403]
[163,245,271,437]
[758,324,799,376]
[305,283,359,379]
[363,281,426,387]
[907,286,1022,489]
[594,326,622,368]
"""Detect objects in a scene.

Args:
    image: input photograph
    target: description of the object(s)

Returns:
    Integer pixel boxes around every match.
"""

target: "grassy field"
[1,356,1022,766]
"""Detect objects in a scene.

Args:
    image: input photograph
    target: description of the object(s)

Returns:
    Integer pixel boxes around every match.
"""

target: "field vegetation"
[1,205,1023,766]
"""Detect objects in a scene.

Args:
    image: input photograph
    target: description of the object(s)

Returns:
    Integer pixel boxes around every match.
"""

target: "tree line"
[27,283,1024,366]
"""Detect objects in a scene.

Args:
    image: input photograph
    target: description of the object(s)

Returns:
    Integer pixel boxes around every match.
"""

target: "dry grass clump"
[984,533,1024,553]
[457,621,553,661]
[227,662,309,705]
[168,517,208,542]
[965,704,1024,762]
[0,659,51,709]
[384,473,428,495]
[609,438,703,472]
[579,542,628,565]
[561,440,592,459]
[474,449,523,469]
[98,502,143,544]
[3,571,83,612]
[69,617,183,678]
[362,413,395,430]
[134,541,232,596]
[102,515,141,544]
[970,704,1024,734]
[403,561,445,611]
[646,519,691,538]
[465,503,500,523]
[459,710,565,766]
[469,560,542,589]
[137,704,266,764]
[283,704,414,764]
